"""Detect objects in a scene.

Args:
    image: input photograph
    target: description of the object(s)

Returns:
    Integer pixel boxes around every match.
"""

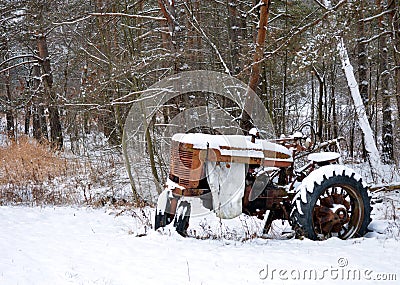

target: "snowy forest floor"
[1,204,399,285]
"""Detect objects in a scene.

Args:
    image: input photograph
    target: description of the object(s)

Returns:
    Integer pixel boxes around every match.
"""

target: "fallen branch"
[369,182,400,192]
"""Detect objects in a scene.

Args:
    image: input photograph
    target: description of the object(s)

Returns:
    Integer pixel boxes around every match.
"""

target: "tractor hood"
[171,133,293,167]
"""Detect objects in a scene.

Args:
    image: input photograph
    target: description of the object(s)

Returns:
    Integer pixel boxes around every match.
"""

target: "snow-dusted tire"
[173,201,191,237]
[154,190,175,230]
[154,201,174,230]
[291,165,371,240]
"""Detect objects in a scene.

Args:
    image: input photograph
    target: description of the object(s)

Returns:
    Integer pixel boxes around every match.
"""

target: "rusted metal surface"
[243,183,289,218]
[313,191,355,236]
[171,188,206,197]
[169,141,204,189]
[198,148,291,168]
[170,139,293,191]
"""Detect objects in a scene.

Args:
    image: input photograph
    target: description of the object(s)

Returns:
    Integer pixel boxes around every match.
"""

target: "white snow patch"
[296,197,304,215]
[155,188,171,215]
[172,133,292,161]
[298,165,365,204]
[206,161,245,219]
[0,206,399,285]
[308,152,340,163]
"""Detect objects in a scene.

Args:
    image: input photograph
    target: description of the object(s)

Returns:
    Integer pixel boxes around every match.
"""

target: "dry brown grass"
[0,136,135,207]
[0,137,67,185]
[0,137,77,205]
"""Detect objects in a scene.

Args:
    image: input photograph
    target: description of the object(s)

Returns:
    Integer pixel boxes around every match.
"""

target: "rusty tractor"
[154,125,371,240]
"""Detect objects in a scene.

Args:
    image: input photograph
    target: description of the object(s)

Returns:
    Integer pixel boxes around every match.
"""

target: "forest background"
[1,0,400,202]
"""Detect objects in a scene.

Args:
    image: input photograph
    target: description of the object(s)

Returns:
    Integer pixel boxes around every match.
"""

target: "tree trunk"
[158,0,179,73]
[185,0,201,70]
[388,0,400,121]
[37,34,63,149]
[312,66,324,141]
[31,64,47,141]
[227,0,241,75]
[338,40,384,182]
[349,115,355,158]
[4,73,15,140]
[357,3,369,160]
[378,0,393,163]
[241,0,271,133]
[282,50,288,135]
[103,106,120,146]
[357,2,369,109]
[159,0,182,122]
[311,73,315,130]
[145,127,162,194]
[317,79,324,141]
[329,66,338,139]
[24,103,31,135]
[6,110,15,141]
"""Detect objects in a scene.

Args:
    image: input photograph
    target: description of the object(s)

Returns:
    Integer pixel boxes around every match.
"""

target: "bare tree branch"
[361,9,394,22]
[89,12,165,21]
[0,54,42,68]
[0,60,39,74]
[183,3,231,75]
[52,15,92,26]
[360,31,392,44]
[240,0,347,76]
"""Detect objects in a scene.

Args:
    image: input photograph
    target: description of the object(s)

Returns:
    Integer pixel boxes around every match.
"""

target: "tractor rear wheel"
[291,166,371,240]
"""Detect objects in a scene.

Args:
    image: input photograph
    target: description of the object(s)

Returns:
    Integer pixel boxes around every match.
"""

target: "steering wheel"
[294,122,316,151]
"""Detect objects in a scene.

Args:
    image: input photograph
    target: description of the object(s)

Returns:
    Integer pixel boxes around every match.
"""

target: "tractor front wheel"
[154,189,191,237]
[154,189,176,230]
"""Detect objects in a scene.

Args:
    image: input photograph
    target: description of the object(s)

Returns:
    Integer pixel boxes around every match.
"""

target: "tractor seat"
[308,152,340,166]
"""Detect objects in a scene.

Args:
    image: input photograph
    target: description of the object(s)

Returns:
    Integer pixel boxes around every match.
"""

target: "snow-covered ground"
[1,119,399,284]
[1,206,399,285]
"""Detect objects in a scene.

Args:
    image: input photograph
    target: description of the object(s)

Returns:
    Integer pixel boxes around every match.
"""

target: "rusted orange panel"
[198,148,261,164]
[170,141,204,189]
[172,188,205,197]
[169,140,292,189]
[198,148,291,167]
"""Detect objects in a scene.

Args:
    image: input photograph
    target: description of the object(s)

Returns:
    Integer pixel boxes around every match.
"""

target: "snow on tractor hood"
[171,133,293,165]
